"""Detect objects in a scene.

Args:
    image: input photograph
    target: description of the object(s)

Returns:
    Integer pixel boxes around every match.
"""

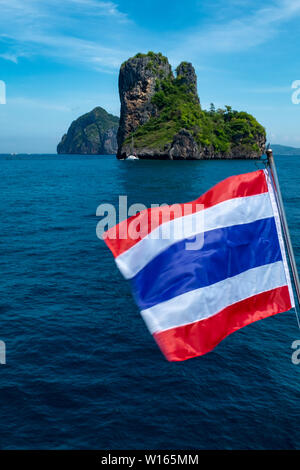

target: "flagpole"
[266,148,300,308]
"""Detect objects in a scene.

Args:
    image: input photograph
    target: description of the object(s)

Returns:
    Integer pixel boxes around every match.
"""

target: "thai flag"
[104,170,295,361]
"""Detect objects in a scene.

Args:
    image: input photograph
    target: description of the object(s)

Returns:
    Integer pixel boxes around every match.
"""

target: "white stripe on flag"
[141,261,287,334]
[264,169,295,308]
[116,192,273,279]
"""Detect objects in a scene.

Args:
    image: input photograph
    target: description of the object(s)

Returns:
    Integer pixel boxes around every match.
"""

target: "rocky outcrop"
[117,52,172,154]
[116,52,266,160]
[57,107,119,155]
[175,62,199,103]
[169,130,200,159]
[119,131,265,160]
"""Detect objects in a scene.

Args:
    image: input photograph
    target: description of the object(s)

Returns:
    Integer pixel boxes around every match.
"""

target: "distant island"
[57,51,266,159]
[271,144,300,155]
[57,107,119,155]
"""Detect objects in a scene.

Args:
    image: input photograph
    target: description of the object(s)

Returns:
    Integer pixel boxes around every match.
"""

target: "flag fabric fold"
[104,169,295,361]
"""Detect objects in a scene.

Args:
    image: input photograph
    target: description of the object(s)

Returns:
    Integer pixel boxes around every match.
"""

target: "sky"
[1,0,300,153]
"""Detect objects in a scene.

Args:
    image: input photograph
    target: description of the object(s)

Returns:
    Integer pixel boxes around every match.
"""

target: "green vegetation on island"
[118,51,266,159]
[125,69,265,155]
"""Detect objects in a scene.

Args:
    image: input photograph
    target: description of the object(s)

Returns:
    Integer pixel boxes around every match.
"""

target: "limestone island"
[117,52,266,160]
[57,51,266,160]
[57,107,119,155]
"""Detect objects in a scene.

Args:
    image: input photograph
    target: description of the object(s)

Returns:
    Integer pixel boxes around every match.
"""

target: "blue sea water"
[0,153,299,450]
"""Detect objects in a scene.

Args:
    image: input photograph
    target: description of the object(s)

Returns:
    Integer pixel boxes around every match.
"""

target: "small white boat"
[125,136,139,160]
[126,154,139,160]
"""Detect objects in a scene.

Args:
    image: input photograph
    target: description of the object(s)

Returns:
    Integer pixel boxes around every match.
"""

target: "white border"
[264,169,295,307]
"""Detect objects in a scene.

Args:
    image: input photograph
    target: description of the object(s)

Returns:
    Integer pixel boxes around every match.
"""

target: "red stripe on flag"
[153,286,292,362]
[104,169,268,258]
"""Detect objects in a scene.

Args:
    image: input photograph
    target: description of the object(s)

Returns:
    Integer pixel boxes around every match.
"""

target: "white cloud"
[170,0,300,61]
[245,86,291,94]
[9,96,72,112]
[0,0,127,19]
[0,0,131,69]
[0,53,19,63]
[1,0,300,73]
[62,0,129,20]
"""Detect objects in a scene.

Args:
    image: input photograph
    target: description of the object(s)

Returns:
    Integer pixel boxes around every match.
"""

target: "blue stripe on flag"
[130,217,282,310]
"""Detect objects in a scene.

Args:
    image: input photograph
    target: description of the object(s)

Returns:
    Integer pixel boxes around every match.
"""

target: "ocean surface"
[0,153,299,450]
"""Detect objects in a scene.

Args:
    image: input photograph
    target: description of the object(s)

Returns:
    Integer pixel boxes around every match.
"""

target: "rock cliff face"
[117,52,266,159]
[117,52,172,153]
[57,107,119,155]
[175,62,199,103]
